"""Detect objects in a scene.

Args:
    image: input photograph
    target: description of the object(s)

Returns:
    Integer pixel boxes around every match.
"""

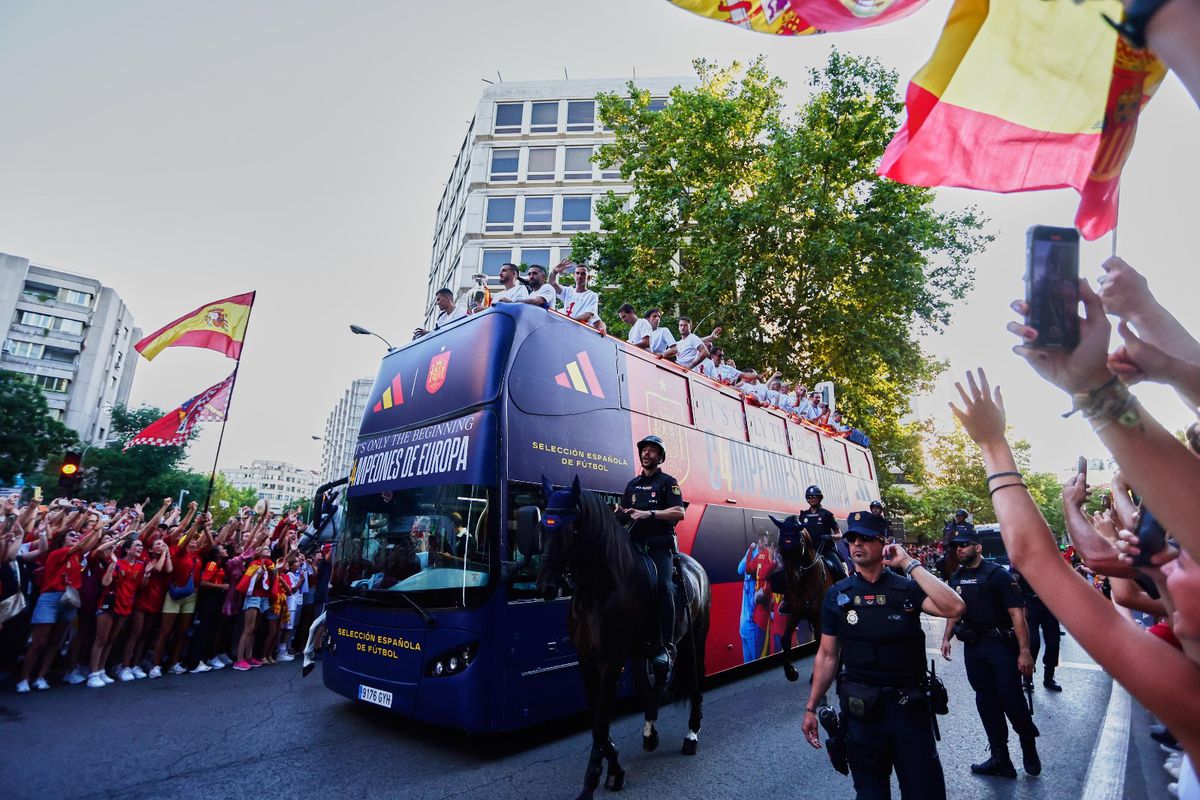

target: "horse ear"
[541,475,554,499]
[570,475,581,502]
[768,515,786,530]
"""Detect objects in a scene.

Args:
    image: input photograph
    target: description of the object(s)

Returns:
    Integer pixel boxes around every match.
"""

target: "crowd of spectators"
[0,497,324,692]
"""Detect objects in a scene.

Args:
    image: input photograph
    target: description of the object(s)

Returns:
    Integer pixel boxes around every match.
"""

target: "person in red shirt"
[15,524,101,693]
[91,538,148,684]
[150,516,212,677]
[234,544,277,670]
[190,544,231,672]
[121,538,170,679]
[748,539,776,659]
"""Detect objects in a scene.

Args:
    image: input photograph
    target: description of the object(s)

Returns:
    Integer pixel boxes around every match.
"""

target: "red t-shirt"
[43,547,83,592]
[113,558,146,616]
[201,561,226,586]
[136,569,169,614]
[169,542,203,590]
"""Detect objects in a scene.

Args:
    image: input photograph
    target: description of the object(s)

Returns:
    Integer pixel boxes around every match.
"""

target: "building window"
[31,374,70,393]
[523,196,553,232]
[4,339,44,359]
[530,101,558,133]
[648,97,668,112]
[564,146,594,180]
[485,197,516,232]
[19,311,54,328]
[489,148,519,182]
[494,102,523,134]
[527,147,556,181]
[566,100,595,132]
[58,318,84,335]
[481,249,513,277]
[562,196,593,231]
[519,248,550,270]
[59,289,93,307]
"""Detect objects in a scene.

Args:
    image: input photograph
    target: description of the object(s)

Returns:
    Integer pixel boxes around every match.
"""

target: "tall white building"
[220,460,319,509]
[425,77,694,327]
[320,376,372,483]
[0,252,141,443]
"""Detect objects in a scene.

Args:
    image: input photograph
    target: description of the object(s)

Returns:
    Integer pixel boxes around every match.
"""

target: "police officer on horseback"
[615,435,685,673]
[803,511,966,799]
[801,485,847,580]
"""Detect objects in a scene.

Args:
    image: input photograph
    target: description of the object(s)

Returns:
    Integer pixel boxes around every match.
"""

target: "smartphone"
[1132,505,1167,567]
[1025,225,1081,349]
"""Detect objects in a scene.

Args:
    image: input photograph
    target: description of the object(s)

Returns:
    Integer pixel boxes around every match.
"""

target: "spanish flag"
[135,292,255,361]
[878,0,1164,240]
[666,0,929,36]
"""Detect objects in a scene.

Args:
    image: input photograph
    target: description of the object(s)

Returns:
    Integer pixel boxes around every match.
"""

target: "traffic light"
[58,451,83,493]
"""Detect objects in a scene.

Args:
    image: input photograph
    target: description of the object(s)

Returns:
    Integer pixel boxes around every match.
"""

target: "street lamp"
[81,436,121,457]
[349,324,395,351]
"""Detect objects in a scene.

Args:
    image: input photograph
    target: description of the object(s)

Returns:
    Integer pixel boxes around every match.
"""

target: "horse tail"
[671,556,710,703]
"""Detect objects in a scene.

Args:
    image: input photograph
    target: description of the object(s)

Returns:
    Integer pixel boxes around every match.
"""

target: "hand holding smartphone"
[1131,506,1167,567]
[1025,225,1081,349]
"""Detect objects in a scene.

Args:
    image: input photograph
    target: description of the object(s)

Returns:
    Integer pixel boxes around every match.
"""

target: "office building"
[320,376,373,483]
[0,251,141,443]
[424,76,694,327]
[220,459,320,509]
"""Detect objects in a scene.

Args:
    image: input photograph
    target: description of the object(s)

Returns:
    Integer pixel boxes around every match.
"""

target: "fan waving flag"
[878,0,1164,240]
[135,291,255,361]
[125,372,236,449]
[666,0,929,35]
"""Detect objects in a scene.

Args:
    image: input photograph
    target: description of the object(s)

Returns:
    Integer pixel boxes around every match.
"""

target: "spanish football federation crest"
[426,350,450,394]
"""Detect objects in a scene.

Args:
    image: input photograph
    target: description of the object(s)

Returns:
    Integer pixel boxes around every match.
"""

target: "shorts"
[265,611,280,621]
[162,591,197,615]
[31,591,78,625]
[243,595,270,612]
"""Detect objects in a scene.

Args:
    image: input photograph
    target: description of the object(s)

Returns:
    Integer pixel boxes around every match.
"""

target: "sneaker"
[100,671,115,685]
[131,666,148,680]
[263,656,277,666]
[190,662,212,674]
[33,677,50,691]
[148,666,162,679]
[971,755,1017,778]
[218,653,234,666]
[232,660,252,671]
[168,663,186,676]
[15,679,30,694]
[62,667,86,685]
[87,672,107,689]
[207,657,226,670]
[1166,757,1181,781]
[1168,782,1179,798]
[118,667,135,682]
[248,658,263,668]
[276,651,295,663]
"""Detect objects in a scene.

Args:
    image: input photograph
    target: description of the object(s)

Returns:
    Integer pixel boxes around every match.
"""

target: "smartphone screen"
[1132,506,1167,567]
[1025,225,1081,349]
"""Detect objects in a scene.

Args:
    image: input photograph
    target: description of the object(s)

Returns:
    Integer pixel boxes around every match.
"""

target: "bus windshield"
[332,483,494,610]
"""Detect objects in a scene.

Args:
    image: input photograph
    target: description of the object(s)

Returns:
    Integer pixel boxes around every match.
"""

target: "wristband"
[904,561,923,576]
[989,482,1027,498]
[986,471,1022,483]
[1065,376,1141,428]
[1103,0,1173,49]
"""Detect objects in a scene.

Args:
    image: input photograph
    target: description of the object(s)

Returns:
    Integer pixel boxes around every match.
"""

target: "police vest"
[950,561,1015,629]
[833,573,926,687]
[622,471,682,546]
[801,508,838,542]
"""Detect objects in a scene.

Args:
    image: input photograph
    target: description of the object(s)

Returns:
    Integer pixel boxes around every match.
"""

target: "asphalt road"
[0,620,1176,800]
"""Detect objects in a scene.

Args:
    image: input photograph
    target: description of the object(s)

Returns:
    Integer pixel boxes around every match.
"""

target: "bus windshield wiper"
[329,589,437,627]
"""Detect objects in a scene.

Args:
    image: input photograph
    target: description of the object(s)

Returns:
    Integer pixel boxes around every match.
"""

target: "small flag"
[554,351,605,398]
[665,0,929,36]
[125,372,236,449]
[135,292,255,361]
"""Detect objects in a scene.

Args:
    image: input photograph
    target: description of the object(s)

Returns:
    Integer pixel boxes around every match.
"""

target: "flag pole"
[202,292,256,516]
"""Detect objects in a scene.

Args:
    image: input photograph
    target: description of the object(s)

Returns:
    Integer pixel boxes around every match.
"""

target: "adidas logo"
[554,351,605,398]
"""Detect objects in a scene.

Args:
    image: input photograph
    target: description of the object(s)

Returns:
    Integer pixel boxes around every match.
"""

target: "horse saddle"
[635,553,688,607]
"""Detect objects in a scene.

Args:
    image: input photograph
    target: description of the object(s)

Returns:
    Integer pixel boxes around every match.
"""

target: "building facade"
[320,376,373,484]
[0,251,141,443]
[220,460,320,510]
[424,77,693,327]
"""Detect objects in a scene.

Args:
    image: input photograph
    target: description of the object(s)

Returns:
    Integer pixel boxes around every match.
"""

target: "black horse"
[766,515,835,683]
[531,477,711,800]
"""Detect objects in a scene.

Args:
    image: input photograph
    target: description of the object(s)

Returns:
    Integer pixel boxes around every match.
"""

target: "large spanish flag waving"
[135,291,255,361]
[878,0,1164,240]
[666,0,929,35]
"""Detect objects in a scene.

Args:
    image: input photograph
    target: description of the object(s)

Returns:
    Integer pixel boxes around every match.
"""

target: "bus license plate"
[357,684,393,708]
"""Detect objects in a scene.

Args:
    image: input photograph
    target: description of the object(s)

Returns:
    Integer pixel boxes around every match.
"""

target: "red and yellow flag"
[878,0,1164,240]
[135,292,255,361]
[666,0,929,35]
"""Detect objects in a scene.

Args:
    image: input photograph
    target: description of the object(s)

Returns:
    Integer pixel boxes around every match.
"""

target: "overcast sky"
[1,0,1196,477]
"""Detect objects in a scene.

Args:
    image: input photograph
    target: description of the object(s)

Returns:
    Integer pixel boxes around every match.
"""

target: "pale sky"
[0,1,1196,477]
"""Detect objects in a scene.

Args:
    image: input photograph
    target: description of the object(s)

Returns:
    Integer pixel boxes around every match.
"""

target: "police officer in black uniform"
[803,511,965,800]
[615,435,685,672]
[942,528,1041,778]
[801,485,847,579]
[936,509,975,579]
[1010,566,1063,692]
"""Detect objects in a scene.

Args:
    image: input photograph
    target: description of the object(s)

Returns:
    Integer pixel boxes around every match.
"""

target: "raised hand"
[1008,280,1113,396]
[948,369,1006,446]
[1096,256,1153,322]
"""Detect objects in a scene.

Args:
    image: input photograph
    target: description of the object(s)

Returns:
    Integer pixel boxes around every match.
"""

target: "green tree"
[0,370,78,485]
[570,52,991,483]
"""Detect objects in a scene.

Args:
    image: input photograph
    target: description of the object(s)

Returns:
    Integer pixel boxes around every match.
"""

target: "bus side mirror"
[516,506,542,555]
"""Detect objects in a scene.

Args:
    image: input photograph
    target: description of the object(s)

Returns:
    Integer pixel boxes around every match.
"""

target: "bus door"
[687,504,757,673]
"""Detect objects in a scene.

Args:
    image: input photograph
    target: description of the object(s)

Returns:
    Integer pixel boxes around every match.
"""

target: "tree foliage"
[0,370,78,485]
[570,52,992,481]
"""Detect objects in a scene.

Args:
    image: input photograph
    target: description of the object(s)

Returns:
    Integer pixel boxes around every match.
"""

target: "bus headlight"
[427,642,479,678]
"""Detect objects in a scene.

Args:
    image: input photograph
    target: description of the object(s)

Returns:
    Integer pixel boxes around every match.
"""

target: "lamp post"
[349,324,394,351]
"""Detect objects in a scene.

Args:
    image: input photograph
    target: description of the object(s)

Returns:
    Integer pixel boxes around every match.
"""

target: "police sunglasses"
[844,533,880,544]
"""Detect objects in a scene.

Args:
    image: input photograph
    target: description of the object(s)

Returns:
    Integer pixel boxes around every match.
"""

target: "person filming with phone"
[802,510,965,799]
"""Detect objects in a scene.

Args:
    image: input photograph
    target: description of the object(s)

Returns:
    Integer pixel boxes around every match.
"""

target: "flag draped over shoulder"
[878,0,1164,240]
[125,372,236,449]
[665,0,928,35]
[135,292,255,361]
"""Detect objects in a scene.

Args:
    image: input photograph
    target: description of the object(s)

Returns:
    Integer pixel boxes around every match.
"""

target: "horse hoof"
[576,791,595,800]
[643,731,659,752]
[681,739,698,756]
[302,663,314,677]
[605,769,626,791]
[783,663,799,682]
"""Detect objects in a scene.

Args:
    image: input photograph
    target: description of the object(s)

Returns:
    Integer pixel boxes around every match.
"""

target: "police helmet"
[637,435,667,461]
[869,500,883,510]
[805,485,823,499]
[955,508,969,518]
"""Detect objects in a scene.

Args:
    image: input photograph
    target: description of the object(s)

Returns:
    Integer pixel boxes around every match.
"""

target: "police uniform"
[821,512,946,800]
[1010,567,1062,691]
[948,531,1040,776]
[621,449,684,663]
[802,486,845,578]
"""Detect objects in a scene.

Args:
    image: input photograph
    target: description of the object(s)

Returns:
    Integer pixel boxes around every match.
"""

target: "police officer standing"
[615,435,685,673]
[801,485,846,579]
[941,528,1041,778]
[1010,566,1063,692]
[803,511,965,799]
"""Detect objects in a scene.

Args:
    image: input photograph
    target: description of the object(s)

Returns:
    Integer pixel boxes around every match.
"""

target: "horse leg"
[301,611,326,677]
[682,626,705,756]
[781,614,800,682]
[599,665,626,791]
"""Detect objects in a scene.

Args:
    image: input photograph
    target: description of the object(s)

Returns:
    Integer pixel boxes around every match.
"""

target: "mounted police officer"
[936,509,975,579]
[615,435,685,673]
[803,511,965,799]
[941,528,1041,779]
[801,485,847,579]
